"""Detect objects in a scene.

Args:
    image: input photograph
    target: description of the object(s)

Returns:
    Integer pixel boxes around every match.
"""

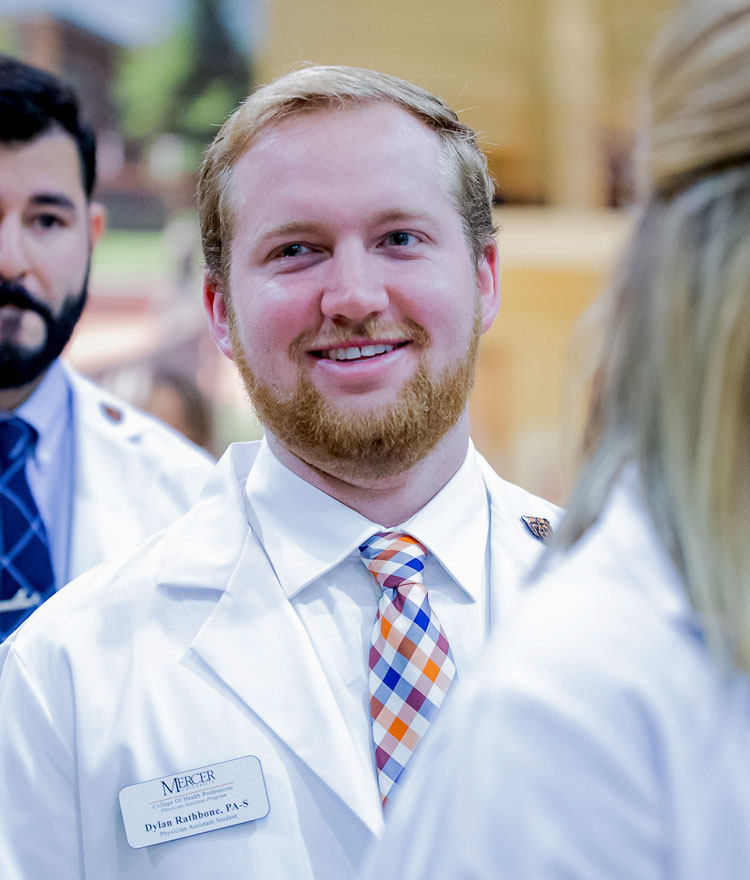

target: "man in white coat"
[0,57,213,640]
[0,65,558,879]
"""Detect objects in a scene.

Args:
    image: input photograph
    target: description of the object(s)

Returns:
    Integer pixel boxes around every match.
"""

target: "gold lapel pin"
[521,515,553,543]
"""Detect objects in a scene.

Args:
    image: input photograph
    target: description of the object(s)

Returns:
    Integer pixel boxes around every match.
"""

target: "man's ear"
[88,202,107,248]
[476,237,501,334]
[203,273,235,360]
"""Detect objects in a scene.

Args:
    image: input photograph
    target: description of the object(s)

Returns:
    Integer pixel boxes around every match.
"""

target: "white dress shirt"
[245,437,490,789]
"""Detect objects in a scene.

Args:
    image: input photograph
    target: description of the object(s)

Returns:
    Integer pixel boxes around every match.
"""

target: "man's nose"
[320,245,389,323]
[0,218,29,281]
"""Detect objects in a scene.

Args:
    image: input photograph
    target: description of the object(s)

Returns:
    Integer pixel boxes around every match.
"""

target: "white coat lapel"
[486,492,530,630]
[159,445,384,836]
[67,373,146,577]
[480,456,555,632]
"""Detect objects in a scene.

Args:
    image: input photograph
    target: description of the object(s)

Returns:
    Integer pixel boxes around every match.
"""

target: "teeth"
[323,344,395,361]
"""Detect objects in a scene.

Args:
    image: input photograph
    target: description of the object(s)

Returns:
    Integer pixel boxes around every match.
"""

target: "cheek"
[230,290,306,373]
[409,277,476,349]
[34,236,89,300]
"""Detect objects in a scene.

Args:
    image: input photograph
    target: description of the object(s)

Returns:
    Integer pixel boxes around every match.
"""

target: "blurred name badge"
[119,755,270,849]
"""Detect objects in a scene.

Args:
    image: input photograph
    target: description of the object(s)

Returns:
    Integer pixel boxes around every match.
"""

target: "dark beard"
[0,275,88,390]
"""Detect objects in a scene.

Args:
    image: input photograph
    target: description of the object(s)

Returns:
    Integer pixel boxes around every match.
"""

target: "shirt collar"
[13,360,71,462]
[400,441,488,601]
[245,438,488,601]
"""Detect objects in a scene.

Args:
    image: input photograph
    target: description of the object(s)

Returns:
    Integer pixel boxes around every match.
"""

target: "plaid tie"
[0,418,54,640]
[359,531,456,806]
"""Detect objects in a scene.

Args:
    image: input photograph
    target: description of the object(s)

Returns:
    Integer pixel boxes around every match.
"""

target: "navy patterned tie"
[0,418,54,639]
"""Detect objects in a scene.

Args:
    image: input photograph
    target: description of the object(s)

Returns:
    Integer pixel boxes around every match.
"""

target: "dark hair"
[0,55,96,197]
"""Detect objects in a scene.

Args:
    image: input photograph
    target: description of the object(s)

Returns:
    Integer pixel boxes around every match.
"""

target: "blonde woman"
[363,1,750,877]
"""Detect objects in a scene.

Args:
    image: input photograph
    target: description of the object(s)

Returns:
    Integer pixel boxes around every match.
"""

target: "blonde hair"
[197,64,495,286]
[557,0,750,670]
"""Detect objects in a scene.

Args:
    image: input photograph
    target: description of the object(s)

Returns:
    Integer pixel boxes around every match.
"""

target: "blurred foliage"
[116,30,191,141]
[0,22,20,55]
[115,0,250,150]
[91,230,170,281]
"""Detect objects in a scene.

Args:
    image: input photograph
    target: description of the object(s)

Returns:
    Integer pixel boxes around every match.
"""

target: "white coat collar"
[477,453,562,627]
[65,361,144,441]
[156,442,385,837]
[66,364,157,576]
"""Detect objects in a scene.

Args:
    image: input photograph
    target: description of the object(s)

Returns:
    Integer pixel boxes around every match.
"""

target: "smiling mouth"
[311,342,409,362]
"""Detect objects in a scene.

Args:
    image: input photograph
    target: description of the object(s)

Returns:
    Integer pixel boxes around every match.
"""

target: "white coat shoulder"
[63,365,215,575]
[363,475,750,880]
[67,365,213,494]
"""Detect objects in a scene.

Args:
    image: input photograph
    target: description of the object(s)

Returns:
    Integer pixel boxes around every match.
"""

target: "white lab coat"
[0,442,559,880]
[361,469,750,879]
[64,365,214,578]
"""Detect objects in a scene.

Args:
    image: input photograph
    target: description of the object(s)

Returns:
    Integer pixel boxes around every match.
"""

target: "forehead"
[228,102,455,226]
[0,131,86,205]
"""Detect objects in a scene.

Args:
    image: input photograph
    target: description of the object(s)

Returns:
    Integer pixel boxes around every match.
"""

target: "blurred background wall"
[0,0,676,500]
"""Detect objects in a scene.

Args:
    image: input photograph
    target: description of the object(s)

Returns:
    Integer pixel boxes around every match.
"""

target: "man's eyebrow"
[257,220,320,243]
[256,209,436,244]
[370,208,435,226]
[30,193,77,211]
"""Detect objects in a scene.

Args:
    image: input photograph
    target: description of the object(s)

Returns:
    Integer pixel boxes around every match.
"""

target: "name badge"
[119,755,270,849]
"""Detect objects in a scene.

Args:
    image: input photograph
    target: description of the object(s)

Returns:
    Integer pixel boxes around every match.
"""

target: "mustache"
[291,318,430,355]
[0,279,54,324]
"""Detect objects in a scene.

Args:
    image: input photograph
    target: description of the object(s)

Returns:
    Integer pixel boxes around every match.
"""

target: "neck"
[0,371,47,412]
[266,413,471,527]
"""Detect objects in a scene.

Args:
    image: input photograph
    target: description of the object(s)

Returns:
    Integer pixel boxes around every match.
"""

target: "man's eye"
[277,243,310,258]
[33,214,65,230]
[383,231,417,247]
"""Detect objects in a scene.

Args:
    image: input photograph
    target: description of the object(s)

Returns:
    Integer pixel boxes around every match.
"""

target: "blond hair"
[197,64,495,286]
[557,0,750,670]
